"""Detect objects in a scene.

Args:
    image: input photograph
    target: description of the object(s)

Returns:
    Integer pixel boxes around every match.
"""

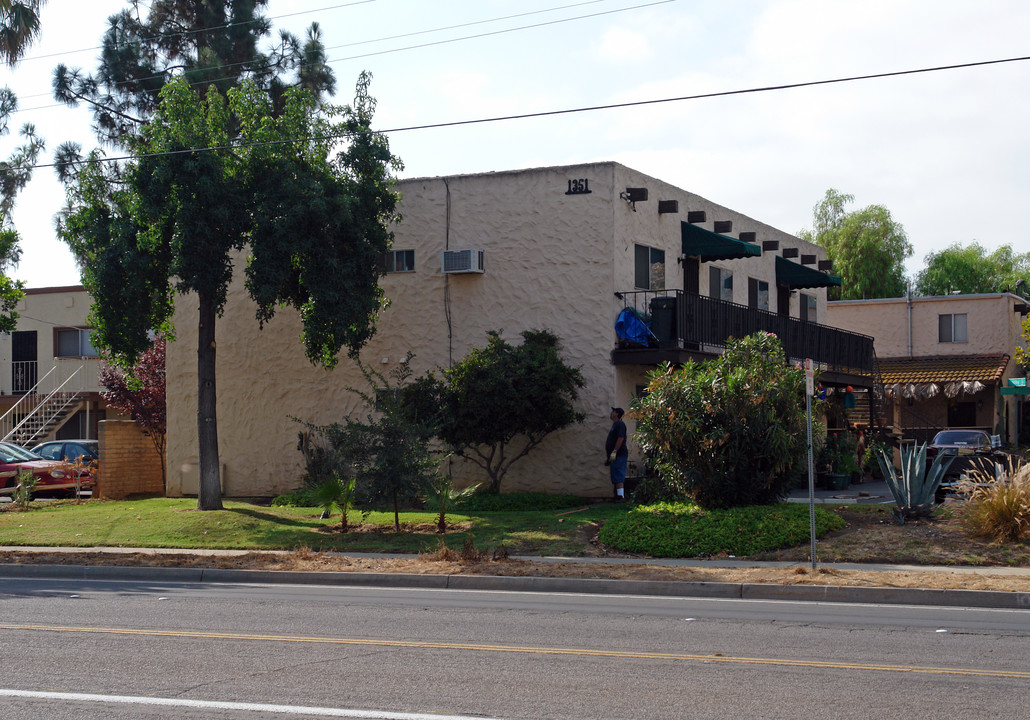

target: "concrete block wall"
[97,420,165,499]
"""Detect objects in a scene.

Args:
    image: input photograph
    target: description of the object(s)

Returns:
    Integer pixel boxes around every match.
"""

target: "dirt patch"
[2,545,1028,593]
[750,505,1030,568]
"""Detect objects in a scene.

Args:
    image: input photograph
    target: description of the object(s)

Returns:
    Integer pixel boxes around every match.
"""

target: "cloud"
[595,26,654,65]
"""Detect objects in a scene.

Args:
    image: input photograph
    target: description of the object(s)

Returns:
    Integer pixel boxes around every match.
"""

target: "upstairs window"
[634,244,665,290]
[709,266,733,302]
[383,249,415,273]
[800,293,817,323]
[55,328,97,358]
[939,313,967,343]
[748,278,769,311]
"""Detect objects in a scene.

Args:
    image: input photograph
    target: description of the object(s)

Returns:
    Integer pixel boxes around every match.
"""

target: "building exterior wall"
[97,420,164,499]
[0,286,103,397]
[828,293,1029,444]
[0,286,120,443]
[165,162,831,497]
[828,294,1019,358]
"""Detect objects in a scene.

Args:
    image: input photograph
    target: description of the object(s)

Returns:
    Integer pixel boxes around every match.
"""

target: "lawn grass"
[0,497,626,557]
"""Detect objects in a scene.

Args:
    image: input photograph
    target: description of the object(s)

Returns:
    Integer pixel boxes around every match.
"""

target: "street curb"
[3,563,1028,610]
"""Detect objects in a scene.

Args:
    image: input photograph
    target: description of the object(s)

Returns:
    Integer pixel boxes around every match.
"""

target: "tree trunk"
[197,291,223,510]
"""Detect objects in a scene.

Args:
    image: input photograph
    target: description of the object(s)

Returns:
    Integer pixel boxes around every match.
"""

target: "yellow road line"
[2,623,1028,679]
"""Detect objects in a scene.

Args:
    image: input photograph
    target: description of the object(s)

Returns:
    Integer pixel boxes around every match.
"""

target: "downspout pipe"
[907,284,913,358]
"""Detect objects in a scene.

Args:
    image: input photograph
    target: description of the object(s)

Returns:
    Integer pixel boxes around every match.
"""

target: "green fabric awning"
[775,255,841,289]
[681,222,761,261]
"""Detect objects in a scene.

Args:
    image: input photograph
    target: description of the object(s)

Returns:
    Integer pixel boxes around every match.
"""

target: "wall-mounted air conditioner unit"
[441,249,485,274]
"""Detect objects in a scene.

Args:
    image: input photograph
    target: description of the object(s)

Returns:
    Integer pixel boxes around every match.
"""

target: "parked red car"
[0,441,94,497]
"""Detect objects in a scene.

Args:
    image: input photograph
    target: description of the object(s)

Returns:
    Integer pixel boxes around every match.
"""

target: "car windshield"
[0,443,43,463]
[932,431,987,446]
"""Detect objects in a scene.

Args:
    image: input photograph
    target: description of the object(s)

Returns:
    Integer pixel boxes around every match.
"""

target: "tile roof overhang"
[878,354,1011,400]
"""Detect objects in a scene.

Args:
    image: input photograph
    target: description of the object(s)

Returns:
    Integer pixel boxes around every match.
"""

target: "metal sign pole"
[805,359,817,570]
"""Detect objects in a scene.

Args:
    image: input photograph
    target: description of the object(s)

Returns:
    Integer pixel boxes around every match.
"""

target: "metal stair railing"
[0,364,58,441]
[1,364,85,445]
[869,349,890,429]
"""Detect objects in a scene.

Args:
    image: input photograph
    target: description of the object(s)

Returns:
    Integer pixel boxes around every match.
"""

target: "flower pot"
[825,472,849,491]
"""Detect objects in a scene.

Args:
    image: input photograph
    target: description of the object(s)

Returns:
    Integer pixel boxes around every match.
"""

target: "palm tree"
[0,1,45,65]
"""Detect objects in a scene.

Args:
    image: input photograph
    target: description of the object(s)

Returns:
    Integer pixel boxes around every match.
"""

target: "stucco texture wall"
[828,295,1021,358]
[165,162,832,498]
[167,164,619,497]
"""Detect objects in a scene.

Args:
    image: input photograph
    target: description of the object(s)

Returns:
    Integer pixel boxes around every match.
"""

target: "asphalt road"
[2,577,1029,719]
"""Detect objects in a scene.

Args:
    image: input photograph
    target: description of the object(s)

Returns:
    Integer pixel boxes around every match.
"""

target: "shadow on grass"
[226,506,317,528]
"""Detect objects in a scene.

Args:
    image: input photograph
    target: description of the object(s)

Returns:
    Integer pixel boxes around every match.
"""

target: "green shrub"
[271,488,321,507]
[633,332,809,509]
[599,501,845,557]
[12,468,37,509]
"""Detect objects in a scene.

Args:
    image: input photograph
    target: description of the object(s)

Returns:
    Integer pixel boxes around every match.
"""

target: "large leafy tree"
[914,242,1030,296]
[52,0,332,152]
[799,189,912,300]
[58,76,401,510]
[0,0,46,331]
[403,330,585,494]
[633,332,808,509]
[98,336,167,491]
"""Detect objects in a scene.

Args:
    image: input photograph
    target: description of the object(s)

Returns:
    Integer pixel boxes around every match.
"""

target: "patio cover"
[681,221,761,261]
[775,255,841,289]
[877,353,1010,400]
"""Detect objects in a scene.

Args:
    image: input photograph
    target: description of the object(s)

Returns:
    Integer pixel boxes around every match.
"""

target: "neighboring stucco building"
[165,162,867,498]
[0,286,109,444]
[828,293,1030,445]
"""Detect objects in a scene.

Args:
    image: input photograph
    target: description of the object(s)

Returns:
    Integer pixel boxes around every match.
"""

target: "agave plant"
[875,442,954,523]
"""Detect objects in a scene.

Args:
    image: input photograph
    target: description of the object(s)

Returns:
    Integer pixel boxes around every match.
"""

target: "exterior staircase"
[844,350,898,438]
[1,364,87,446]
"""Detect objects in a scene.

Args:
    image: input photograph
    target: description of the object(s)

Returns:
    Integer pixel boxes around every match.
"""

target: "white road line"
[0,689,500,719]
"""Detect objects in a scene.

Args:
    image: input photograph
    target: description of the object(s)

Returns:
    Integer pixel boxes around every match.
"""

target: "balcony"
[611,290,875,385]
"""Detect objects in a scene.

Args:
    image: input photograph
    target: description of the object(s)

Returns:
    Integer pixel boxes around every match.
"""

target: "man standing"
[606,407,628,501]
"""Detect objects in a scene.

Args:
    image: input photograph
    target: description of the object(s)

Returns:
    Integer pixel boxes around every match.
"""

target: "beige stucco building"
[828,293,1030,445]
[0,286,110,444]
[166,162,863,498]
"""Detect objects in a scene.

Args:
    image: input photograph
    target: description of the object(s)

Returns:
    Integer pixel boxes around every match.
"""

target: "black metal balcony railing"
[614,289,874,374]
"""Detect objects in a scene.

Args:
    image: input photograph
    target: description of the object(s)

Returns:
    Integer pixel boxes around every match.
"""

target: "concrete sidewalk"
[2,545,1028,611]
[786,478,894,504]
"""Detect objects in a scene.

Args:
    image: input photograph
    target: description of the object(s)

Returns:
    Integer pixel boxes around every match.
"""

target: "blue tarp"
[615,307,652,346]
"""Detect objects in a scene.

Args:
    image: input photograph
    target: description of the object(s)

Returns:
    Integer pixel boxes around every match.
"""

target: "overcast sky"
[1,0,1027,290]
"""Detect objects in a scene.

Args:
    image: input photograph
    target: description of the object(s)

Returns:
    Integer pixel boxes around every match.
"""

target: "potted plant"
[820,431,859,490]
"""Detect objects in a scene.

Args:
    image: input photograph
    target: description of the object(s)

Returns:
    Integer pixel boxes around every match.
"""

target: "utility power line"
[12,0,378,64]
[9,0,626,105]
[26,54,1030,172]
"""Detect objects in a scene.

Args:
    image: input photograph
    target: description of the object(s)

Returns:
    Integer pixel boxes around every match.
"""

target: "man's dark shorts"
[609,455,627,485]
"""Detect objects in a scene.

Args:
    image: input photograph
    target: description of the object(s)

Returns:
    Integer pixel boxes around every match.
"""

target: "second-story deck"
[611,289,875,387]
